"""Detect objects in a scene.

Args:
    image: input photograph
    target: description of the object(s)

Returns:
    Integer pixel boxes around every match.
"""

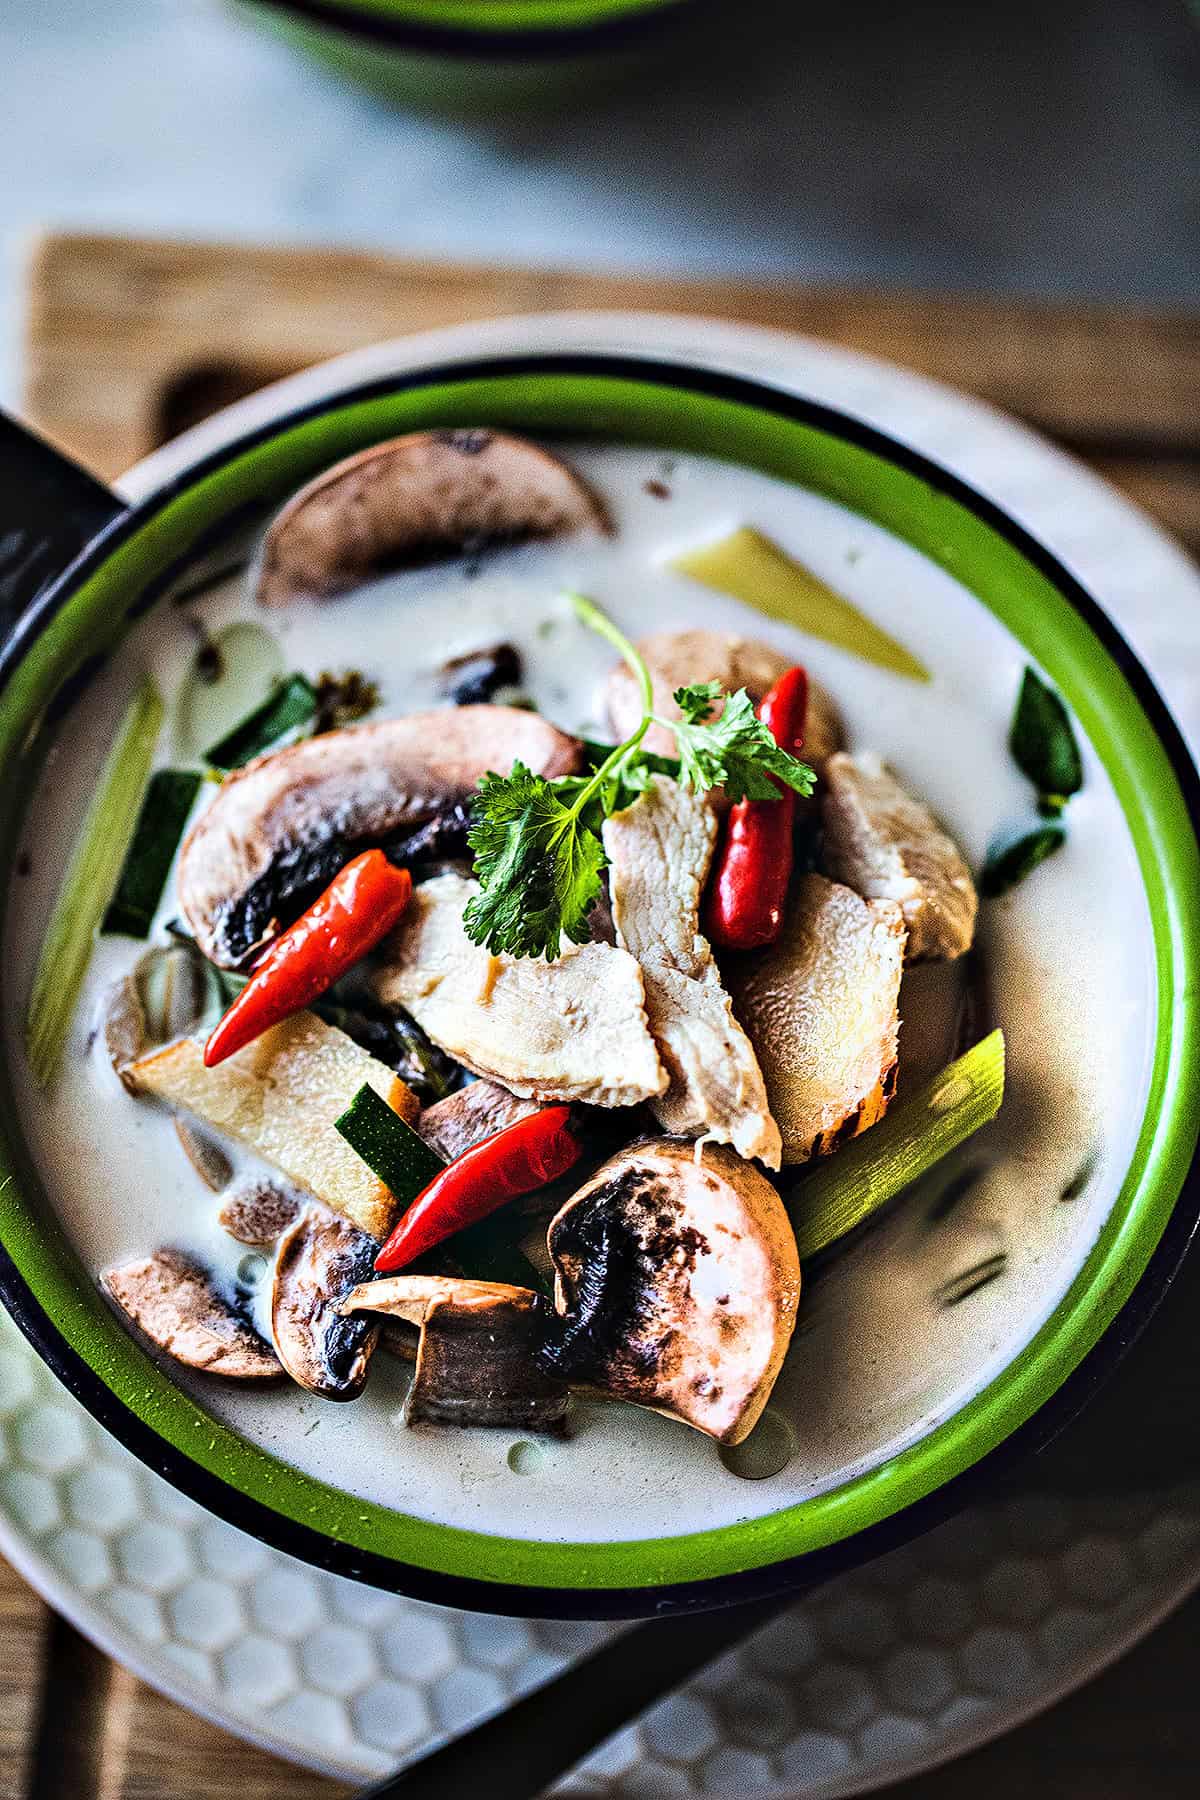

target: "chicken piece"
[372,873,666,1109]
[102,1249,280,1381]
[542,1140,800,1444]
[416,1079,540,1162]
[728,874,906,1163]
[603,776,781,1168]
[605,627,843,767]
[821,752,978,961]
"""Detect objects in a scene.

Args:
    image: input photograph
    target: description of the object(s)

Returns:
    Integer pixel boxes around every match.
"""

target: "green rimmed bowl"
[1,339,1198,1619]
[231,0,701,112]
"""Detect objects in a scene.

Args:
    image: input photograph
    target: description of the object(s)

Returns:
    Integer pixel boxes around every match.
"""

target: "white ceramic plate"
[2,313,1199,1789]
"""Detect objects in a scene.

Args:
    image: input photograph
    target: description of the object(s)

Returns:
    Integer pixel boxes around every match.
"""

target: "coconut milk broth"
[2,442,1155,1541]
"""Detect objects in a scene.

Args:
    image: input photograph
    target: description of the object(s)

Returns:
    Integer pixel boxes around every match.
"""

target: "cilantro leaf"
[670,688,816,803]
[463,762,607,961]
[673,680,723,724]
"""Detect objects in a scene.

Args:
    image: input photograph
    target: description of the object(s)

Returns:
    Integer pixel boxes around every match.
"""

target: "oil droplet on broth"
[236,1252,269,1291]
[507,1440,546,1476]
[718,1409,797,1481]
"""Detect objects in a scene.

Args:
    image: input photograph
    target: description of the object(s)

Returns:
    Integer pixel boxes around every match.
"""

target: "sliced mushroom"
[98,941,224,1090]
[820,752,978,960]
[416,1079,540,1162]
[439,641,522,706]
[102,1249,280,1381]
[342,1275,568,1431]
[256,429,610,607]
[271,1207,379,1399]
[541,1140,800,1445]
[218,1178,301,1246]
[100,975,146,1092]
[727,874,905,1163]
[605,628,844,768]
[372,872,666,1109]
[178,707,582,967]
[175,1119,234,1192]
[602,775,780,1167]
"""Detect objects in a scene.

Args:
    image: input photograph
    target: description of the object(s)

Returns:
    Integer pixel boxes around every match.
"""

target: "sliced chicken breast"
[821,752,978,961]
[372,872,666,1109]
[728,873,906,1163]
[603,776,782,1168]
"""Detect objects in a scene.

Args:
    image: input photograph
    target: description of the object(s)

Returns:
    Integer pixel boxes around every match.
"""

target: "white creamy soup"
[1,441,1156,1542]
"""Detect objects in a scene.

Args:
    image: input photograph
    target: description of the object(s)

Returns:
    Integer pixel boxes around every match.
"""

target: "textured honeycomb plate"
[4,316,1200,1792]
[3,1304,1200,1792]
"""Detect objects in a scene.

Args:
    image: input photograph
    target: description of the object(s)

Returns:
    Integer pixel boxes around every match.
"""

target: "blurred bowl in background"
[231,0,702,113]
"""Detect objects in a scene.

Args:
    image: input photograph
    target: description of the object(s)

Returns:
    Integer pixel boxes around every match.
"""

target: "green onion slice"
[25,675,164,1087]
[204,673,317,770]
[789,1030,1006,1261]
[102,769,202,939]
[335,1082,445,1210]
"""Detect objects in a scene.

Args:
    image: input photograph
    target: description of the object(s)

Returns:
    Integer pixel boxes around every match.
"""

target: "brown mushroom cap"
[178,706,581,966]
[217,1178,301,1246]
[102,1249,280,1381]
[605,628,844,767]
[256,429,610,607]
[416,1080,540,1163]
[342,1275,568,1431]
[543,1139,800,1445]
[271,1206,379,1400]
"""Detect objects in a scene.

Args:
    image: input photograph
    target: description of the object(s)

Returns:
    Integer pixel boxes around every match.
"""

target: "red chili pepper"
[704,665,808,952]
[204,850,412,1067]
[374,1105,582,1273]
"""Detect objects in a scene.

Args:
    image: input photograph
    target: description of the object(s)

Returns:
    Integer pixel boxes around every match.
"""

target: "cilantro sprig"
[461,595,815,960]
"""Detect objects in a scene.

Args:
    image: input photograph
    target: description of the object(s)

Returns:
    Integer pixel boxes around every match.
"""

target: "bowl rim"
[2,349,1199,1618]
[242,0,698,58]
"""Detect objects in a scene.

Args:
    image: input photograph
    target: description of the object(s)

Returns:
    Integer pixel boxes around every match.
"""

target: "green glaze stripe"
[1,369,1197,1591]
[304,0,688,30]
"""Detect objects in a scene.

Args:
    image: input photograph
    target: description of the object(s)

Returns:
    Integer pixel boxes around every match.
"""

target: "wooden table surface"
[3,232,1199,1799]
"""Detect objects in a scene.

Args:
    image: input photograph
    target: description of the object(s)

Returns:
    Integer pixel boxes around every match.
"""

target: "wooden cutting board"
[4,231,1200,1800]
[20,232,1200,566]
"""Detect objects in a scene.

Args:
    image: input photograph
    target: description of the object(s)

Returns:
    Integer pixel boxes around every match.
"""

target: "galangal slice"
[125,1011,418,1240]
